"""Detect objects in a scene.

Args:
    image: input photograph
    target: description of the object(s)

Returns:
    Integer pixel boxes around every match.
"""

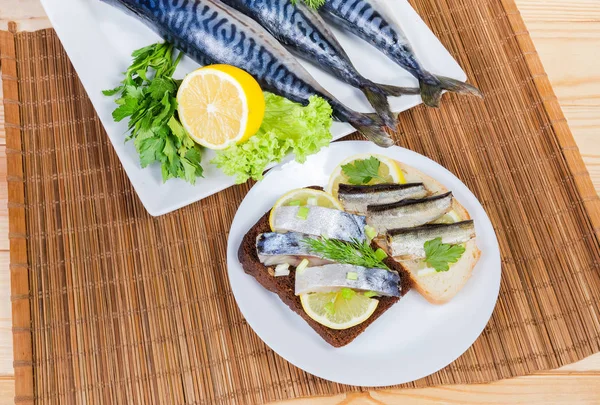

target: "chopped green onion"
[374,248,388,261]
[363,291,379,298]
[274,263,290,277]
[418,267,437,277]
[307,197,318,206]
[287,200,302,206]
[324,301,335,315]
[296,206,310,220]
[296,259,309,274]
[340,288,355,300]
[346,272,358,281]
[365,225,377,241]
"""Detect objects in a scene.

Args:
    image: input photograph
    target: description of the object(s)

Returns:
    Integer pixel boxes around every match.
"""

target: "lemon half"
[177,64,265,150]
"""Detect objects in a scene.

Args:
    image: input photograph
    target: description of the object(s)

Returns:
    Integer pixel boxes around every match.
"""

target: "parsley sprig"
[302,237,389,270]
[103,42,204,184]
[291,0,325,10]
[424,237,466,272]
[341,157,386,185]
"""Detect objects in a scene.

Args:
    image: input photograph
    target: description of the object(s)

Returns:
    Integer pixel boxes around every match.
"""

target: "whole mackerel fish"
[319,0,483,107]
[102,0,395,147]
[219,0,419,128]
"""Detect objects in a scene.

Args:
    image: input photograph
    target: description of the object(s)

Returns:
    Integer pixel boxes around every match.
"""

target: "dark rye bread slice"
[238,212,412,347]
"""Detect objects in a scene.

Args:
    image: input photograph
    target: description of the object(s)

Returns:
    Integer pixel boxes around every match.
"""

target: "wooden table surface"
[1,0,600,403]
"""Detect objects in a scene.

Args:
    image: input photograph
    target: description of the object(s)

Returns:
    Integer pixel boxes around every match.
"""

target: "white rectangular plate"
[40,0,466,216]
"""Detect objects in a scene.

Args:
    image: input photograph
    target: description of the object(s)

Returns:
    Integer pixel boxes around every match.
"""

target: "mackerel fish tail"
[361,82,420,128]
[336,106,395,147]
[357,124,394,148]
[361,87,396,129]
[420,75,483,108]
[318,0,482,108]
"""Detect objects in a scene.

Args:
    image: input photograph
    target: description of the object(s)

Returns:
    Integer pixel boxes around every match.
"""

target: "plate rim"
[226,140,501,386]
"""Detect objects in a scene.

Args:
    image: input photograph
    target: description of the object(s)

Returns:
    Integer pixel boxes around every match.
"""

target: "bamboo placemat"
[2,0,600,402]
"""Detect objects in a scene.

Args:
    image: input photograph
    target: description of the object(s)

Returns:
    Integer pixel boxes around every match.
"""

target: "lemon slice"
[177,64,265,150]
[300,291,379,330]
[431,209,462,224]
[326,153,406,198]
[269,188,343,230]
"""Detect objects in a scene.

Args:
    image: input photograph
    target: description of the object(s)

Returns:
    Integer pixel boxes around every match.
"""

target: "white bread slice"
[400,240,481,304]
[381,162,481,304]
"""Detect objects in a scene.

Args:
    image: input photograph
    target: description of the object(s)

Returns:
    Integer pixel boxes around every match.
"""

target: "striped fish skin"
[256,232,333,266]
[295,263,400,297]
[102,0,395,147]
[387,220,475,258]
[219,0,419,128]
[272,206,367,242]
[367,192,453,232]
[319,0,482,107]
[337,182,428,214]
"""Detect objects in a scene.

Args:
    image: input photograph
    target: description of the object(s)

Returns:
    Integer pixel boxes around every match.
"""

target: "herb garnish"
[103,42,204,184]
[291,0,326,10]
[424,237,466,272]
[211,93,332,184]
[341,157,386,185]
[302,237,389,270]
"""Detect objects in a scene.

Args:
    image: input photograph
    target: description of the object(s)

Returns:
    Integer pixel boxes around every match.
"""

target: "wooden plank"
[517,0,600,22]
[0,147,8,251]
[0,252,11,377]
[0,378,15,405]
[273,375,600,404]
[0,71,5,146]
[526,23,600,107]
[557,352,600,372]
[519,2,600,198]
[0,0,50,32]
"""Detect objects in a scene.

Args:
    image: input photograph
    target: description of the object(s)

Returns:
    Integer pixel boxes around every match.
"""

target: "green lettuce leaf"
[211,93,333,183]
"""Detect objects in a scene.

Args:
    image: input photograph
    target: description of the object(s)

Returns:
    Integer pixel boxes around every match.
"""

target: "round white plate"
[227,141,501,387]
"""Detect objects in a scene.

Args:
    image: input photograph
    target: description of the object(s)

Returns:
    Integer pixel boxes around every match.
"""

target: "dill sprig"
[302,237,389,270]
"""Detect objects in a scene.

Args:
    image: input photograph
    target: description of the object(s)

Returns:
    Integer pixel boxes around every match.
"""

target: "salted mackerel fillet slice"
[374,162,481,304]
[338,183,428,214]
[272,205,367,242]
[367,192,453,233]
